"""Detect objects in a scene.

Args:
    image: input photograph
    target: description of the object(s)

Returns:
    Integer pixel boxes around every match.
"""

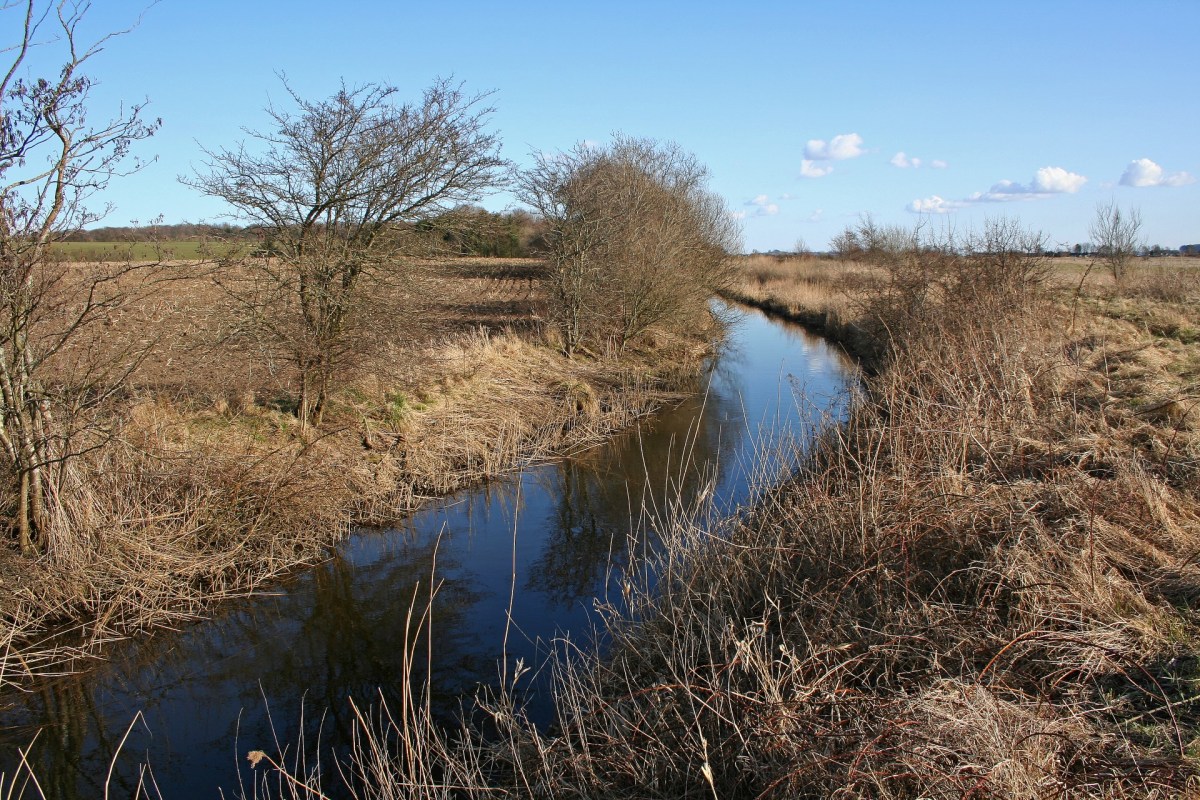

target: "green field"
[51,240,248,261]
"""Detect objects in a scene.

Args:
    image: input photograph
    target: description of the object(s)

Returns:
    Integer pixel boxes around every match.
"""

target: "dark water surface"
[0,305,855,798]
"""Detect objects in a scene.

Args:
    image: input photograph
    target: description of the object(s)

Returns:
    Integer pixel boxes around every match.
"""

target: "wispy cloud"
[908,166,1087,213]
[804,133,865,161]
[743,194,780,216]
[1119,158,1195,188]
[891,151,948,169]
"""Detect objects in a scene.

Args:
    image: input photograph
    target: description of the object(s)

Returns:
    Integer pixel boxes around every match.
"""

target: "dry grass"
[723,254,881,362]
[728,253,868,320]
[232,240,1200,798]
[5,247,1198,797]
[0,257,713,696]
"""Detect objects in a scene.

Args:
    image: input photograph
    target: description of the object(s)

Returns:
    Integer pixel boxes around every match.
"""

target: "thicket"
[517,135,740,355]
[186,78,509,427]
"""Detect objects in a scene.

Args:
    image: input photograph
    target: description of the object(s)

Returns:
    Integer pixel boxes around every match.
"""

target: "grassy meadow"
[49,240,245,261]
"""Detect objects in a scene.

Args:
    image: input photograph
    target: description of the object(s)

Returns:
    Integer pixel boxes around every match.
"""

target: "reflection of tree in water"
[247,539,490,727]
[0,533,490,799]
[526,360,746,608]
[0,678,133,800]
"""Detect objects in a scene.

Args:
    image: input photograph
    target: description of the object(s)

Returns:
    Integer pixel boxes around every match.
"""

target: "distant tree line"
[65,210,549,258]
[62,222,251,241]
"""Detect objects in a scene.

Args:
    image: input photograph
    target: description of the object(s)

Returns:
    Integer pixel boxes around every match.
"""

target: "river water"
[0,304,855,798]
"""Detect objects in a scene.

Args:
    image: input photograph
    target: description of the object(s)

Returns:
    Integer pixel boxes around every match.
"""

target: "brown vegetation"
[0,256,718,693]
[724,251,875,356]
[244,224,1200,798]
[2,1,732,709]
[187,77,508,426]
[516,135,740,355]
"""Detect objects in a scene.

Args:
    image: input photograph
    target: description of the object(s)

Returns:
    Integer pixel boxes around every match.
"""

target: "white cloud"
[971,166,1087,201]
[730,210,748,220]
[1032,165,1088,193]
[803,133,864,161]
[907,195,962,214]
[807,208,824,222]
[892,151,949,169]
[800,159,833,178]
[742,194,780,217]
[908,165,1087,214]
[1120,158,1195,188]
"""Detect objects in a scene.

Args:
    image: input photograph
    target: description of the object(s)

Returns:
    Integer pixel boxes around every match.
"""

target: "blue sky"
[32,0,1200,251]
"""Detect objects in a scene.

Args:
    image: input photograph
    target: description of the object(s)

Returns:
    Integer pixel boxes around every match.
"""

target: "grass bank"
[0,257,717,693]
[241,248,1200,798]
[720,253,881,365]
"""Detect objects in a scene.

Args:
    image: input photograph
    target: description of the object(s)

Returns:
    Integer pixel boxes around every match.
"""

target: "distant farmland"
[51,240,247,261]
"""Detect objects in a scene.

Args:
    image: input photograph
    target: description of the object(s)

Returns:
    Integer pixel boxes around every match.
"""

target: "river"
[0,303,856,798]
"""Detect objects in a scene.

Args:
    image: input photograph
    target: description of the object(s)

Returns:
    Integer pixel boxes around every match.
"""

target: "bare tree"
[1,1,159,556]
[188,78,507,425]
[513,142,610,355]
[1090,201,1142,284]
[516,136,739,354]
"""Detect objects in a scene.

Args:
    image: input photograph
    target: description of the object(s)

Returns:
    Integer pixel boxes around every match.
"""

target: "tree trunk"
[298,367,315,428]
[17,468,32,555]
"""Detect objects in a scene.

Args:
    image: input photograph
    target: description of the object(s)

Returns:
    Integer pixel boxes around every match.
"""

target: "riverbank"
[0,257,719,693]
[720,253,879,363]
[305,248,1200,797]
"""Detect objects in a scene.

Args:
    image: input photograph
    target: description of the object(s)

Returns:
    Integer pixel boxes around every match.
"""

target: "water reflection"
[0,305,855,799]
[2,533,490,797]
